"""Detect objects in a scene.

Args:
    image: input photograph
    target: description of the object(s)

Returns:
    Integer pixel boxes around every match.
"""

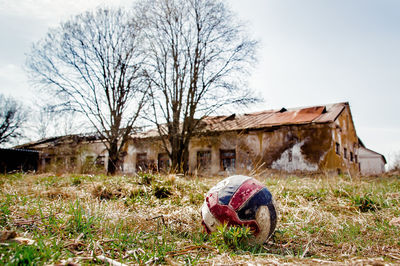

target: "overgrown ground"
[0,172,399,265]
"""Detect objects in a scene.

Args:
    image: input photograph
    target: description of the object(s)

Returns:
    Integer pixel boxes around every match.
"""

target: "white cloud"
[0,0,132,25]
[0,63,33,102]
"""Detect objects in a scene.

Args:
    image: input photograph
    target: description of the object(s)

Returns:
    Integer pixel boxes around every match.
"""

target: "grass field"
[0,172,399,265]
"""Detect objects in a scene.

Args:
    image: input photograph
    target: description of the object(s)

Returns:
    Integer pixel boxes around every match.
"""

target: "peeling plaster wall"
[186,106,360,175]
[324,106,360,175]
[271,140,319,172]
[28,139,108,173]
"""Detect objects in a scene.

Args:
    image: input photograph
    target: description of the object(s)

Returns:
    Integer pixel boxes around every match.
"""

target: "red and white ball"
[201,175,277,244]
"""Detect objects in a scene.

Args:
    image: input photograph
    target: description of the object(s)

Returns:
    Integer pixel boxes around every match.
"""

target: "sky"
[0,0,399,166]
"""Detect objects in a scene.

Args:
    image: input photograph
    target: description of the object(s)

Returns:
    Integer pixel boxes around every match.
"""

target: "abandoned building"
[0,148,39,173]
[17,102,386,175]
[358,140,387,175]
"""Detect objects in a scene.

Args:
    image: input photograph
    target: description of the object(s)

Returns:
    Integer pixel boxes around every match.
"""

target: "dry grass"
[0,172,399,265]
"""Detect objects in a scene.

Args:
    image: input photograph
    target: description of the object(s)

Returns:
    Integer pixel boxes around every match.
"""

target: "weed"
[65,200,98,237]
[209,224,255,251]
[351,193,380,212]
[92,184,122,200]
[189,191,203,205]
[153,184,172,199]
[302,188,328,202]
[138,172,156,185]
[71,175,82,186]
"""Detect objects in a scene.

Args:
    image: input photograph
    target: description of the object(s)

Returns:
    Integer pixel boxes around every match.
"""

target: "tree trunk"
[107,141,119,175]
[182,143,190,173]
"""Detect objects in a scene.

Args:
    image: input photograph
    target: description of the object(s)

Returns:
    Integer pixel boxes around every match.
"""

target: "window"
[136,153,148,171]
[197,151,211,170]
[335,142,340,155]
[95,155,105,166]
[69,157,76,165]
[288,149,293,162]
[355,155,358,164]
[350,152,353,162]
[44,157,51,165]
[220,149,236,171]
[344,148,347,159]
[56,157,64,166]
[158,153,170,172]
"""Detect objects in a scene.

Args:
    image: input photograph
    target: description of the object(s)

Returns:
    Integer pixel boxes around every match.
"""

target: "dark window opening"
[335,142,340,155]
[85,156,94,163]
[45,157,51,165]
[69,157,76,165]
[288,149,293,162]
[136,153,148,171]
[95,155,105,166]
[344,148,347,159]
[355,155,358,164]
[220,149,236,171]
[350,152,353,162]
[197,151,211,170]
[158,153,170,172]
[56,157,64,166]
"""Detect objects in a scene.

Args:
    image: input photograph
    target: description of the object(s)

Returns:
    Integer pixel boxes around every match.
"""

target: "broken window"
[44,157,51,165]
[350,152,353,162]
[220,149,236,171]
[335,142,340,155]
[69,156,76,166]
[344,148,347,159]
[197,150,211,170]
[136,153,148,171]
[85,156,94,164]
[355,155,358,164]
[95,155,105,166]
[158,153,170,172]
[56,157,64,166]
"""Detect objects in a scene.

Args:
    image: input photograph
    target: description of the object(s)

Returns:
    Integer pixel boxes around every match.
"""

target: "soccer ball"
[201,175,277,244]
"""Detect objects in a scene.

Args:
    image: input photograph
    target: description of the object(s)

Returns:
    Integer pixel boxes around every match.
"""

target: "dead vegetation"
[0,172,399,265]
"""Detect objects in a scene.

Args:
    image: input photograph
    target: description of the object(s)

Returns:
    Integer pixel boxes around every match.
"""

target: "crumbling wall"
[187,106,360,175]
[323,106,360,175]
[28,137,108,174]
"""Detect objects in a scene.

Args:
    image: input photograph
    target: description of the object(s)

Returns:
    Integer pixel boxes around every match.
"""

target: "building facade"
[18,102,386,175]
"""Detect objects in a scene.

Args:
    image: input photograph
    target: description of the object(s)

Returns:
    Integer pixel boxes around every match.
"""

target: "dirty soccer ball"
[201,175,277,244]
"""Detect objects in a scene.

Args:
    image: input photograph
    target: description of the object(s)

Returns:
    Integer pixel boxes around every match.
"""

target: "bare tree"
[26,8,147,174]
[0,94,26,146]
[137,0,259,172]
[30,105,82,140]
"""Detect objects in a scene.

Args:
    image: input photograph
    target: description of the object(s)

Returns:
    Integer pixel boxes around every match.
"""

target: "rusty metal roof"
[201,102,347,132]
[132,102,348,138]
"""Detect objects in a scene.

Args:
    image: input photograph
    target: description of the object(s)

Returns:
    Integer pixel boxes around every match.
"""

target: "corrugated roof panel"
[259,106,326,126]
[131,102,348,138]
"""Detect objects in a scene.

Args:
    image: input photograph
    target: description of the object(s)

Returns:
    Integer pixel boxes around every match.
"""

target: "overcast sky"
[0,0,399,166]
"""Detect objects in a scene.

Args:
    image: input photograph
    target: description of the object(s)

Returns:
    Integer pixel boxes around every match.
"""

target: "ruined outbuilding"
[358,139,387,175]
[18,102,386,175]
